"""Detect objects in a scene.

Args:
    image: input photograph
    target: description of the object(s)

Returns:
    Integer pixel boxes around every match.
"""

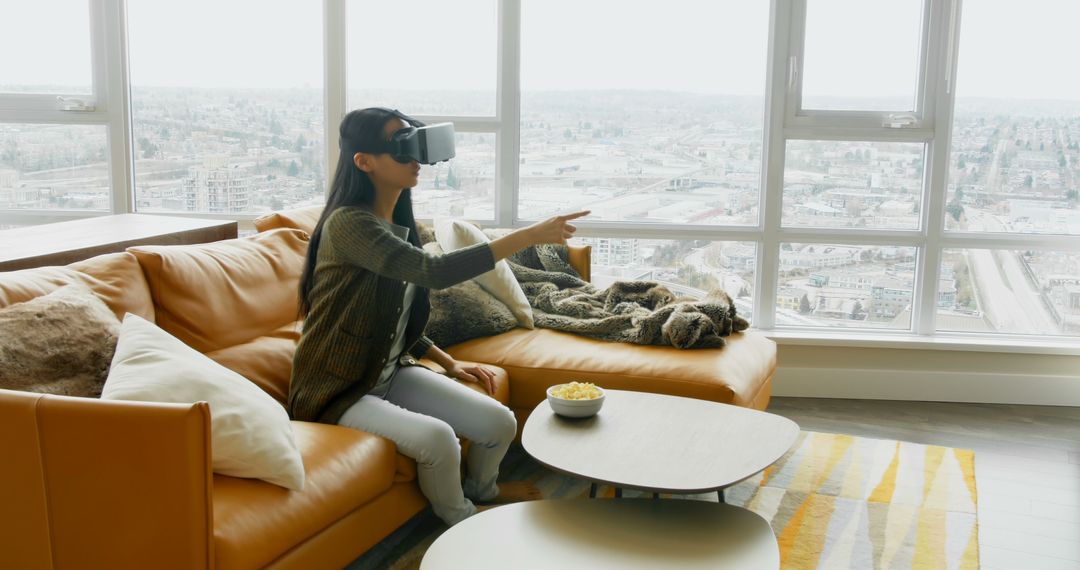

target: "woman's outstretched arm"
[326,208,589,290]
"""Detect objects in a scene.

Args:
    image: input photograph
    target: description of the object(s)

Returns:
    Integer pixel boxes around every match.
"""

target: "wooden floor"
[766,397,1080,570]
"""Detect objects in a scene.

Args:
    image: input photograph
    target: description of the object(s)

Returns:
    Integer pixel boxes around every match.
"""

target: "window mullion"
[757,0,795,330]
[324,0,347,198]
[99,0,133,215]
[915,0,962,336]
[496,0,520,229]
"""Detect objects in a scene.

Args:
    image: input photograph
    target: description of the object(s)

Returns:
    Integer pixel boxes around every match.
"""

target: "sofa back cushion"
[0,252,154,322]
[127,228,309,354]
[253,205,323,235]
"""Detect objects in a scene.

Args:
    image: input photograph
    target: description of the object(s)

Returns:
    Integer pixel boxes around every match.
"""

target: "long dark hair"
[299,107,423,316]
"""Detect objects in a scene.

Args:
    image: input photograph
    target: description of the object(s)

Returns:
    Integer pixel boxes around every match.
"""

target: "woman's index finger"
[561,210,591,220]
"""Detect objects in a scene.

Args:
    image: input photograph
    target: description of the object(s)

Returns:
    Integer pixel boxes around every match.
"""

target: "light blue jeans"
[337,364,517,526]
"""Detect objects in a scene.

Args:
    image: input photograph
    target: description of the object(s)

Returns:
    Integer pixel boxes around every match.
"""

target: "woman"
[288,107,588,526]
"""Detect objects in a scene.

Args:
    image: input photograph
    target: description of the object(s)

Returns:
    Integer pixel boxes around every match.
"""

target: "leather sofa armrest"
[567,244,591,283]
[0,389,214,570]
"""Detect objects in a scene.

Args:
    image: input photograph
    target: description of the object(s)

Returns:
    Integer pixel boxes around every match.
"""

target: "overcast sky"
[2,0,1079,101]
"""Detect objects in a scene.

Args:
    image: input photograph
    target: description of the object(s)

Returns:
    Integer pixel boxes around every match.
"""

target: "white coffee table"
[420,498,779,570]
[522,389,800,500]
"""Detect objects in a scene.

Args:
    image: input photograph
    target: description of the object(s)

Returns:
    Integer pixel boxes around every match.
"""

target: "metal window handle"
[57,96,95,111]
[788,56,799,92]
[884,113,917,128]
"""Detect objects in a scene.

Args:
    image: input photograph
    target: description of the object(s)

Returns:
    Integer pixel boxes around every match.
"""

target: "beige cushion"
[103,314,305,491]
[0,284,120,398]
[434,218,534,328]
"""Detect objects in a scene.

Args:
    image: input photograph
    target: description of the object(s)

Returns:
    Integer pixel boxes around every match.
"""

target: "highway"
[965,211,1058,333]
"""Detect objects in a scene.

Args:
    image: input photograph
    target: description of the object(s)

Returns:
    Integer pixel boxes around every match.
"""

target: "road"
[965,211,1058,333]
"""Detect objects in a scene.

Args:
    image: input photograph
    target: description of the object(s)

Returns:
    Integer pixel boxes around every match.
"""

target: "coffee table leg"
[717,489,726,504]
[614,487,622,498]
[589,483,597,498]
[652,492,660,499]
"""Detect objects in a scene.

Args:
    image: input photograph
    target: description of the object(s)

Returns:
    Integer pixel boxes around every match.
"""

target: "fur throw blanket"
[485,231,750,349]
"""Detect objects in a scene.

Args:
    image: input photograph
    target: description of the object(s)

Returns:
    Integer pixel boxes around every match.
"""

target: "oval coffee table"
[420,498,779,569]
[522,389,800,499]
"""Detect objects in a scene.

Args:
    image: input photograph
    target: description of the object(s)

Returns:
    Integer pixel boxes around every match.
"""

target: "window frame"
[785,0,936,131]
[0,0,1076,349]
[0,0,132,224]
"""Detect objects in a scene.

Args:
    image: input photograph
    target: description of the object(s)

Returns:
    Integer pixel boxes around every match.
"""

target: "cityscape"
[1,89,1077,336]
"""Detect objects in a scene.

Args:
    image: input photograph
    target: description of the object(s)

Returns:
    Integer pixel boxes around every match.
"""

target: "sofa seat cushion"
[212,421,398,570]
[205,321,302,404]
[446,328,776,411]
[127,228,309,353]
[0,252,154,321]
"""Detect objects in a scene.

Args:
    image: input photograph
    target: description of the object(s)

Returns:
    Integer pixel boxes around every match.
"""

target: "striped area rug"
[348,431,980,570]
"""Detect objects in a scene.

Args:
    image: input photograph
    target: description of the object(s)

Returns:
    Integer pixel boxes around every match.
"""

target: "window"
[783,140,925,230]
[0,124,110,210]
[127,0,324,215]
[0,1,93,95]
[346,0,497,116]
[778,243,917,330]
[938,249,1079,336]
[2,0,1077,349]
[799,0,925,112]
[343,0,499,222]
[577,237,757,314]
[413,132,496,219]
[520,0,768,225]
[946,0,1080,235]
[0,0,118,218]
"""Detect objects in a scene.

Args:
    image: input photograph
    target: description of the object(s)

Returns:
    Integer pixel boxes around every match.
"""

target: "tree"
[1024,174,1034,187]
[850,300,863,320]
[798,295,812,314]
[287,160,300,177]
[433,175,441,189]
[294,134,307,152]
[137,137,157,159]
[446,166,459,189]
[946,201,964,222]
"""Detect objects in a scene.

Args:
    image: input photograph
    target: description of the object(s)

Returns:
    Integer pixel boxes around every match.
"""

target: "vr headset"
[340,108,456,165]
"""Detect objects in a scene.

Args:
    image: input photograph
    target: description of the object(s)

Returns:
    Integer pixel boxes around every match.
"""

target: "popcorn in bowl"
[549,381,603,400]
[546,382,605,418]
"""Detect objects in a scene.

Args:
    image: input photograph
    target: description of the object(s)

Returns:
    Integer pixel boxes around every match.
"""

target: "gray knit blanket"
[497,238,750,349]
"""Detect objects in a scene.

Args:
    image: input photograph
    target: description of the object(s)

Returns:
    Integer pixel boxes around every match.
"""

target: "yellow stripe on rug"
[727,431,980,570]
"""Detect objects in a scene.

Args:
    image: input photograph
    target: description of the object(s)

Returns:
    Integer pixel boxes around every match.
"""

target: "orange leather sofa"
[0,212,774,569]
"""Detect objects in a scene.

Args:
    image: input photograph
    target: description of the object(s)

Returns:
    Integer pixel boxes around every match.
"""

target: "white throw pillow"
[102,314,305,491]
[434,218,534,329]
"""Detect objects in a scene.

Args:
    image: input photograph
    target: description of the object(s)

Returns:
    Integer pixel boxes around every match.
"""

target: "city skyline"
[1,87,1077,336]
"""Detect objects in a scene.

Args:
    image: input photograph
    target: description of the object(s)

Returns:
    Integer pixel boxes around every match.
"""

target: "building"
[871,277,913,318]
[182,157,251,213]
[777,286,809,313]
[581,237,640,267]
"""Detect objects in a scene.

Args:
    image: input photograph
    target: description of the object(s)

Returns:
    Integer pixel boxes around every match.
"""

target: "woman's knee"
[487,405,518,444]
[413,421,461,467]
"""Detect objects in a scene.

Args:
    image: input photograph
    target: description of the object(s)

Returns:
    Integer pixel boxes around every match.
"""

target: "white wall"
[774,345,1080,406]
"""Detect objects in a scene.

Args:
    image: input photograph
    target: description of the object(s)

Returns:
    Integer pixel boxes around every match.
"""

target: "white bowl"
[546,384,605,418]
